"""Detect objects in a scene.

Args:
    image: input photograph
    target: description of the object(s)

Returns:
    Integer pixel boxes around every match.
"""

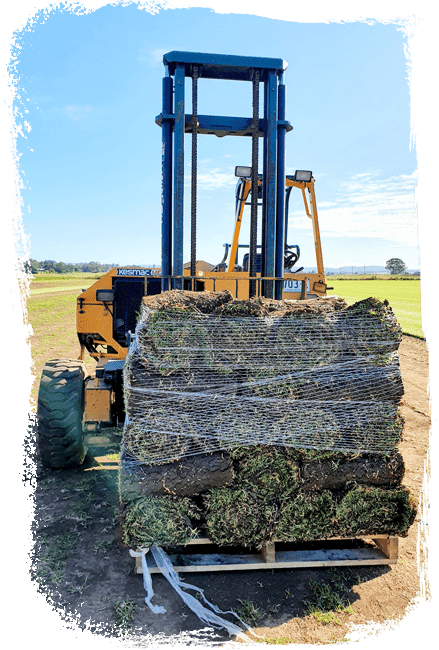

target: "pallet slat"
[134,536,398,573]
[373,536,399,560]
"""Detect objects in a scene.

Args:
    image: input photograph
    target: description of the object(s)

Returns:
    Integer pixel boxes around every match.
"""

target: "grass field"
[31,272,103,282]
[27,274,102,409]
[26,272,423,408]
[326,276,423,338]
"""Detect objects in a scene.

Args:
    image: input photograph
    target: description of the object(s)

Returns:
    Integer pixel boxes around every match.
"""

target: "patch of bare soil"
[28,335,430,645]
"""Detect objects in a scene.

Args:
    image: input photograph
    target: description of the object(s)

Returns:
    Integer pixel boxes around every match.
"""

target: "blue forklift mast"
[156,51,293,299]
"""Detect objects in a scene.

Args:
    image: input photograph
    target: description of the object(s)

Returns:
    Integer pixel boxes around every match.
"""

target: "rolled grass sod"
[276,491,336,542]
[118,449,234,498]
[230,446,299,500]
[300,451,405,490]
[203,487,277,549]
[119,447,415,547]
[336,485,416,537]
[121,495,201,548]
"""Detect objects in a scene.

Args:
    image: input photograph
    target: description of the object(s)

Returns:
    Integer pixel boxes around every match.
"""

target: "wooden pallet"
[134,535,399,574]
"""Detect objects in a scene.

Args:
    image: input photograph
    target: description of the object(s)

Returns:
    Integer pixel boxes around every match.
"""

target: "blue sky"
[14,5,418,270]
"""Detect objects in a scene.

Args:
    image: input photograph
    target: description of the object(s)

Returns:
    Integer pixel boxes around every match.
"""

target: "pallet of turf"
[120,445,416,570]
[118,289,414,568]
[121,290,403,468]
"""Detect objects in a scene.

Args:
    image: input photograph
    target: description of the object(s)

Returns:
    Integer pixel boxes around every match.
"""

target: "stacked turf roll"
[119,290,415,549]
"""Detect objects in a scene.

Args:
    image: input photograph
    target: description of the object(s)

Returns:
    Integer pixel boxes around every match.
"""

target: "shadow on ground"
[27,425,392,645]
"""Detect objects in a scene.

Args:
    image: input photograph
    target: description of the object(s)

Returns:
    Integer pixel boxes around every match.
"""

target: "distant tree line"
[25,257,413,276]
[26,259,120,274]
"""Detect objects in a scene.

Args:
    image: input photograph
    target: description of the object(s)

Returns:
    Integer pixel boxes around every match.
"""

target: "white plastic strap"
[130,546,259,641]
[129,548,165,614]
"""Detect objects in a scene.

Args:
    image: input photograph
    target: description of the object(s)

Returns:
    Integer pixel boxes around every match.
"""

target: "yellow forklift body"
[77,270,126,360]
[83,377,113,425]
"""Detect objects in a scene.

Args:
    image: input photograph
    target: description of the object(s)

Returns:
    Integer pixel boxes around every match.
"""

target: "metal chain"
[190,67,198,283]
[249,69,260,297]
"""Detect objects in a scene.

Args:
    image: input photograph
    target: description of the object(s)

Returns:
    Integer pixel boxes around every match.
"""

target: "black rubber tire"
[37,359,87,469]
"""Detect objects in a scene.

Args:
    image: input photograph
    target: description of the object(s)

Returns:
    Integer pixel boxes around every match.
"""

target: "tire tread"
[37,359,87,468]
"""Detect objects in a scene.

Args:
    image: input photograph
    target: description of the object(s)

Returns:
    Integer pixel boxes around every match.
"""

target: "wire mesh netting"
[120,291,403,465]
[117,291,416,551]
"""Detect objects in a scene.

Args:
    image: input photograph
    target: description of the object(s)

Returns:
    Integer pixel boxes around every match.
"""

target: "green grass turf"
[327,279,423,338]
[31,272,105,283]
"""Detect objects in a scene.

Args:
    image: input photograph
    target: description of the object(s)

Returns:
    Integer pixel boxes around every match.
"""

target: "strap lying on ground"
[129,547,259,641]
[129,547,165,614]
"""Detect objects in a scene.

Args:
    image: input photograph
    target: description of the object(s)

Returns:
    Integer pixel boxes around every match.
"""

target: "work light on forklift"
[96,289,114,302]
[295,170,313,182]
[235,166,252,178]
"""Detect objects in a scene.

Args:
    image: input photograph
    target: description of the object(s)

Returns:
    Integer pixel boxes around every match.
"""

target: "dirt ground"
[27,335,431,646]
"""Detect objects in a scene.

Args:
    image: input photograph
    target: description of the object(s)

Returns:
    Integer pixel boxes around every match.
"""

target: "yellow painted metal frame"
[286,177,325,276]
[227,180,252,273]
[83,377,113,423]
[192,270,326,300]
[77,268,156,362]
[227,176,324,277]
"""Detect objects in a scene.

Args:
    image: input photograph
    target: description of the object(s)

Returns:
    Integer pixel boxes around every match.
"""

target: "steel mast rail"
[156,51,293,299]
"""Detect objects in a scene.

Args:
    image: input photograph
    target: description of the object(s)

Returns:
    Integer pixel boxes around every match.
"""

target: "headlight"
[96,290,114,302]
[235,166,252,178]
[295,170,312,182]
